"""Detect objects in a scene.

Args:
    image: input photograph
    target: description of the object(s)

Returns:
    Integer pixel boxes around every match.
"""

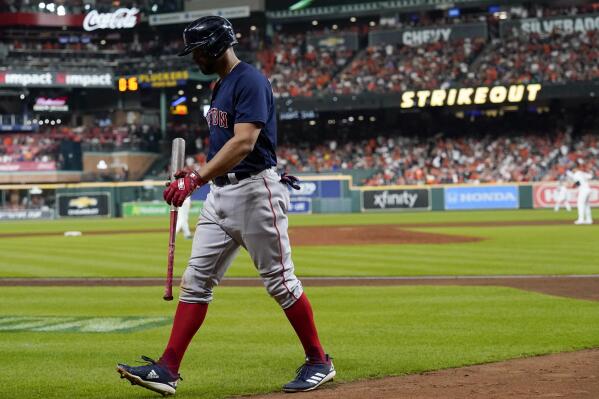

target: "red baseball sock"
[284,293,327,364]
[159,301,208,374]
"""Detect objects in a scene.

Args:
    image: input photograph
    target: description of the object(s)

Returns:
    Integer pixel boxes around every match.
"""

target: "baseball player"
[553,179,572,212]
[117,16,335,396]
[567,166,594,224]
[175,196,192,239]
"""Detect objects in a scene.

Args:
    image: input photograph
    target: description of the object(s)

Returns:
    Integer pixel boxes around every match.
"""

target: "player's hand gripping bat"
[163,138,185,301]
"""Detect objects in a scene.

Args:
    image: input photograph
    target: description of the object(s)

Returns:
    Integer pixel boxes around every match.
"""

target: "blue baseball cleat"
[117,356,181,396]
[283,355,336,393]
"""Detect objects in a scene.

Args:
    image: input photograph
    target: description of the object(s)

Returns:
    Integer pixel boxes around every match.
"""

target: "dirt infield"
[0,219,581,242]
[247,349,599,399]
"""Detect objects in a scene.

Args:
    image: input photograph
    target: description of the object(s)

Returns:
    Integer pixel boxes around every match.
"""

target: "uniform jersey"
[568,170,593,191]
[205,62,277,174]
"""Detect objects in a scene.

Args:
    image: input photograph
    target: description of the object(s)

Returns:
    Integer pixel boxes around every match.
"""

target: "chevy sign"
[445,186,519,210]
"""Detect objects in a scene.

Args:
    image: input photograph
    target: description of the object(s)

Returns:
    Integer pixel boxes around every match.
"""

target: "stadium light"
[196,84,203,90]
[236,33,242,38]
[100,39,106,45]
[84,4,90,10]
[332,24,338,30]
[369,116,376,122]
[44,119,49,124]
[19,93,25,100]
[358,115,364,121]
[46,3,55,12]
[312,20,318,26]
[192,97,198,103]
[57,119,61,124]
[350,17,356,22]
[369,21,376,27]
[250,25,256,31]
[348,116,354,122]
[178,90,184,95]
[39,2,45,9]
[309,120,316,126]
[38,120,43,125]
[50,120,56,125]
[151,4,158,12]
[57,5,65,16]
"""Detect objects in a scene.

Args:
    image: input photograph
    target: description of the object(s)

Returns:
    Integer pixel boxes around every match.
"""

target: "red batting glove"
[163,169,207,207]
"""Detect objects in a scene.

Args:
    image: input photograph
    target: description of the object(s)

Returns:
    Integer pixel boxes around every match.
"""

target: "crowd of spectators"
[276,129,599,185]
[0,124,160,164]
[3,121,598,186]
[328,38,485,95]
[464,30,599,86]
[257,33,356,98]
[0,132,61,163]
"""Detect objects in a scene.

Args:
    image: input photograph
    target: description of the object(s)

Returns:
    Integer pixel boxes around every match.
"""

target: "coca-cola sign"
[83,8,139,31]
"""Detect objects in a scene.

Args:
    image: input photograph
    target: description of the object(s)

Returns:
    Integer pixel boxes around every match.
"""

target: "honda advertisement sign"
[361,189,430,212]
[533,182,599,208]
[445,185,519,210]
[57,193,111,217]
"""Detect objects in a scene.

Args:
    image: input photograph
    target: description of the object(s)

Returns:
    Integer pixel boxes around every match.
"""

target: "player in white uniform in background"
[554,179,572,212]
[567,167,594,224]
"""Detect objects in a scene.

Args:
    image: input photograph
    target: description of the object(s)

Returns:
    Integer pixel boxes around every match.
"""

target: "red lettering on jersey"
[219,111,228,128]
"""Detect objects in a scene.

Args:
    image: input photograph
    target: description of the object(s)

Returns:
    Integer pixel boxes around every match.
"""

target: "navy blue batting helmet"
[178,15,238,57]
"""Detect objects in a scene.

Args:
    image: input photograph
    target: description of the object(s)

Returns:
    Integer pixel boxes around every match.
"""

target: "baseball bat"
[164,137,186,301]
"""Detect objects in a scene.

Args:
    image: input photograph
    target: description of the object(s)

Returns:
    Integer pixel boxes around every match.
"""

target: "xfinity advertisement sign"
[362,189,430,212]
[445,186,519,210]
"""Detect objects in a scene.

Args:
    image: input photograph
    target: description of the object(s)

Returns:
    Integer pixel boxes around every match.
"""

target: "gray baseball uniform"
[179,62,302,309]
[180,169,302,308]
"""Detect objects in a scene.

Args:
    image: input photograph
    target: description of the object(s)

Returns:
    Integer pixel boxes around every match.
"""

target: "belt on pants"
[213,171,262,187]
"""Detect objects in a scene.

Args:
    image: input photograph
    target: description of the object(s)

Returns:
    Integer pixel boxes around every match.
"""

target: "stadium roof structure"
[266,0,528,20]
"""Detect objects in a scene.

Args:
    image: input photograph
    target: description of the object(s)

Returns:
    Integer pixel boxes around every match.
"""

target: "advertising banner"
[501,13,599,37]
[0,162,56,172]
[0,209,54,220]
[399,83,542,109]
[122,201,203,217]
[362,188,430,212]
[369,22,487,46]
[57,193,111,217]
[288,199,312,214]
[0,71,113,88]
[533,182,599,208]
[444,185,519,210]
[307,32,359,50]
[290,180,342,198]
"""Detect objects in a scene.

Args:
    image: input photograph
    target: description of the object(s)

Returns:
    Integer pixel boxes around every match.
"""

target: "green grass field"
[0,210,598,277]
[1,209,598,399]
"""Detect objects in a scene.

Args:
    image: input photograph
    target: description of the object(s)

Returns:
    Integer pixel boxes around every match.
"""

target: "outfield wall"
[0,177,597,219]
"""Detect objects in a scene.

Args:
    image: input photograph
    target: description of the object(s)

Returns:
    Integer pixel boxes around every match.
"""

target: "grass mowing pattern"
[0,210,598,277]
[0,286,598,399]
